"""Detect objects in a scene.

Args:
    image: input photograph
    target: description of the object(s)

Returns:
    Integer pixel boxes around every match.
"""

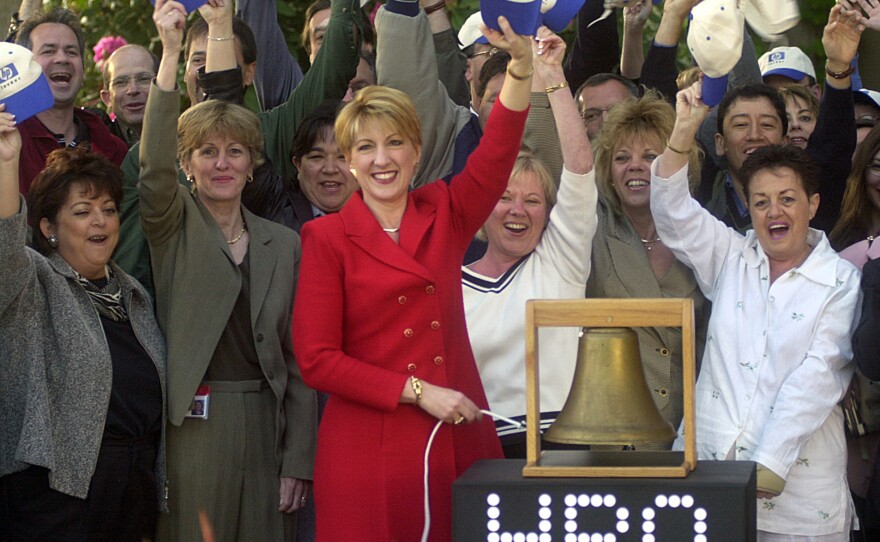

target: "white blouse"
[650,160,861,536]
[463,168,598,440]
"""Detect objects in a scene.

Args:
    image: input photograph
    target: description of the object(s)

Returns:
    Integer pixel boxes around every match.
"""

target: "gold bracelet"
[207,35,234,42]
[545,81,569,94]
[506,65,534,81]
[410,376,423,402]
[666,141,690,155]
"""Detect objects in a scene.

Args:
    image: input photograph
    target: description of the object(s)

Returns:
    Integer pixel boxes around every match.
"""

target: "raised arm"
[620,1,652,81]
[652,82,737,292]
[809,3,864,233]
[375,0,471,187]
[236,0,304,111]
[421,0,471,108]
[0,101,27,316]
[0,108,19,220]
[139,0,187,246]
[257,0,361,184]
[535,30,592,175]
[564,0,620,95]
[639,0,698,101]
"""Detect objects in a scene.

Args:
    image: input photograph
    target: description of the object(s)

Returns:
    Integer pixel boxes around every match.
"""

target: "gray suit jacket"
[139,86,316,478]
[0,201,167,499]
[587,199,709,433]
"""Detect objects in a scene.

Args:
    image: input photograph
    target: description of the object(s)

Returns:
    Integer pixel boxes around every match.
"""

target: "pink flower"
[93,35,128,68]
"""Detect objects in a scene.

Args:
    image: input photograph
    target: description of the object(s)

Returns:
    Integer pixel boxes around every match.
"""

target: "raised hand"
[0,108,21,164]
[152,0,187,53]
[823,3,866,72]
[840,0,880,31]
[479,15,534,66]
[623,0,653,30]
[199,0,233,27]
[533,26,566,83]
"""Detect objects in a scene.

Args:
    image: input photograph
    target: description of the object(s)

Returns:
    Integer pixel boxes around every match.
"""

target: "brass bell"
[544,327,675,447]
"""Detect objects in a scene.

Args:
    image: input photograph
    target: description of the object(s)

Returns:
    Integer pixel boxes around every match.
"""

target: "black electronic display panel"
[453,459,756,542]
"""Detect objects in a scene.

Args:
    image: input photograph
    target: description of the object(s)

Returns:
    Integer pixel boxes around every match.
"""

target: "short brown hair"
[335,86,422,160]
[27,148,124,255]
[739,144,820,200]
[177,99,265,169]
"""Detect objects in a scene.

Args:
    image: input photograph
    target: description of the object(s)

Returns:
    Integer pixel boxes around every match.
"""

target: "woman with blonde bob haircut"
[334,85,423,161]
[139,3,316,540]
[292,14,534,541]
[587,90,708,442]
[176,100,265,172]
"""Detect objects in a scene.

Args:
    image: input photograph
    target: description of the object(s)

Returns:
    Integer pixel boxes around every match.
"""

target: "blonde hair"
[177,100,265,169]
[594,90,701,215]
[335,86,422,160]
[476,148,556,241]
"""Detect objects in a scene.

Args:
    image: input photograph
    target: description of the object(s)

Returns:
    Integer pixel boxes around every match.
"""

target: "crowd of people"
[1,0,880,541]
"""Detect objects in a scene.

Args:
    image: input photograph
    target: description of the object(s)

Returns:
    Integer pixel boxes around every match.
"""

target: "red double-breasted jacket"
[293,101,527,541]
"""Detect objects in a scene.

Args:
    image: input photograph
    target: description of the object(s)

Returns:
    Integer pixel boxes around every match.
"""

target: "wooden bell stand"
[522,298,698,478]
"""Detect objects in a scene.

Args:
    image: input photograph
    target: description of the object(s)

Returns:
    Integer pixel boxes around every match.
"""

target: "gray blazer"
[587,198,709,433]
[139,86,316,478]
[0,201,167,500]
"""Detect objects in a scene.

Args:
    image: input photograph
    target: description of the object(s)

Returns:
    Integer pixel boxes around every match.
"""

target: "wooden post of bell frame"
[523,298,697,478]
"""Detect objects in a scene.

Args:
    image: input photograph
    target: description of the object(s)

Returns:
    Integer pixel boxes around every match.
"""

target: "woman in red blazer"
[292,15,534,542]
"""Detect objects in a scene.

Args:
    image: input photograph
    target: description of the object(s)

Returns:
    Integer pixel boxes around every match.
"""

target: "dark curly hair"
[26,148,124,255]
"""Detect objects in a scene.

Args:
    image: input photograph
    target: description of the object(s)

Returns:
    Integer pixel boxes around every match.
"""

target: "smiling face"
[783,95,816,149]
[31,22,84,109]
[183,134,254,208]
[348,121,421,210]
[100,46,155,128]
[293,127,357,213]
[716,97,785,177]
[483,170,549,262]
[747,167,818,268]
[40,183,119,280]
[609,136,662,213]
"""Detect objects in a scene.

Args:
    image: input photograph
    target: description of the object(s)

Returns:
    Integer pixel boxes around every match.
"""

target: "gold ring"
[454,416,465,425]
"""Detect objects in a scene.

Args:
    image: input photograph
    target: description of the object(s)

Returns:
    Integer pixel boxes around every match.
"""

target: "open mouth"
[49,73,71,83]
[625,179,649,190]
[504,222,528,233]
[768,222,789,240]
[319,181,343,191]
[88,235,109,243]
[372,172,396,184]
[788,137,807,146]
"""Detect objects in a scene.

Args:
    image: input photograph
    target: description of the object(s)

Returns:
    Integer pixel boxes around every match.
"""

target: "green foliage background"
[46,0,833,110]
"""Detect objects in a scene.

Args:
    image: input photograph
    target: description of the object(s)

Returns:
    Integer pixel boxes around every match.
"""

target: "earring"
[48,234,58,248]
[247,174,254,183]
[188,175,197,194]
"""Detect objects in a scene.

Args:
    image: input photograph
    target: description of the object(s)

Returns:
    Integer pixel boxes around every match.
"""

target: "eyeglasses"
[469,47,499,60]
[109,72,154,90]
[581,107,611,125]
